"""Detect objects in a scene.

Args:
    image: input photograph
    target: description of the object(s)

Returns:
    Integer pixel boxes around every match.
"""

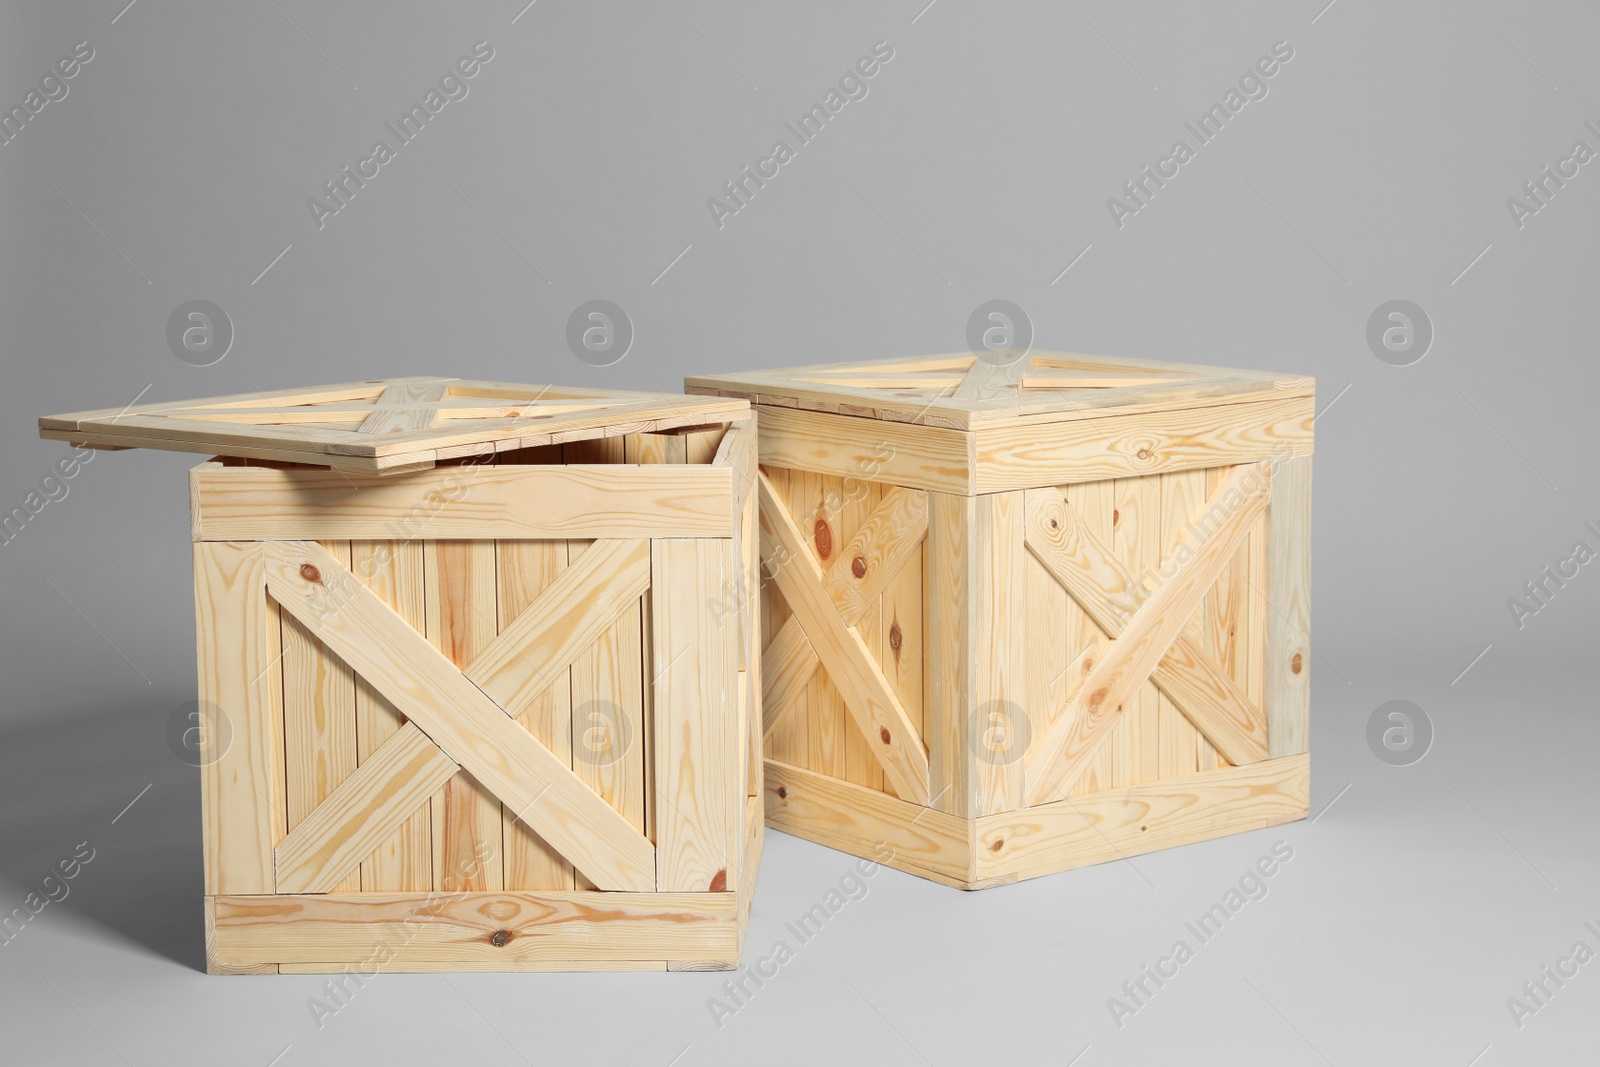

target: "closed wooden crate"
[687,352,1312,890]
[41,379,763,970]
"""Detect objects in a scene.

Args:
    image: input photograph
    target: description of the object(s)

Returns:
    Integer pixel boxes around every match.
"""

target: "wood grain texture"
[923,491,973,816]
[274,723,458,894]
[195,541,282,895]
[973,393,1313,491]
[764,760,970,884]
[755,406,972,494]
[209,891,737,966]
[1024,463,1272,806]
[652,538,740,892]
[190,463,734,541]
[1023,486,1270,770]
[758,473,930,804]
[1265,456,1312,757]
[978,754,1308,881]
[261,540,656,892]
[350,539,432,892]
[971,492,1028,815]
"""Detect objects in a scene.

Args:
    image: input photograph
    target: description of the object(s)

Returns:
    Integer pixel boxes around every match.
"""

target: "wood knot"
[1136,448,1151,461]
[988,838,1004,852]
[709,868,728,893]
[1111,509,1120,527]
[776,786,787,799]
[488,930,513,947]
[298,563,321,583]
[813,518,832,560]
[879,726,892,745]
[1049,517,1059,530]
[851,555,868,579]
[1290,652,1304,675]
[889,621,903,653]
[1088,687,1110,710]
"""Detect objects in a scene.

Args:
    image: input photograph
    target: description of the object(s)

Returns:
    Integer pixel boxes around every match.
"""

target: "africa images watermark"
[1107,840,1295,1029]
[308,41,496,230]
[0,841,97,949]
[1505,519,1600,630]
[1505,918,1600,1030]
[0,40,95,149]
[1106,40,1296,229]
[1506,120,1600,230]
[1,444,99,549]
[706,40,896,230]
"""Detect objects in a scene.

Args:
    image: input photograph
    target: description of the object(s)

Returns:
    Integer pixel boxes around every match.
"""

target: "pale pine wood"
[209,891,738,966]
[1064,479,1115,797]
[1111,474,1162,788]
[972,491,1027,815]
[973,393,1313,491]
[190,463,735,541]
[1157,470,1207,780]
[1024,464,1272,806]
[464,538,651,718]
[1265,456,1312,757]
[280,960,668,973]
[205,898,279,974]
[261,540,657,892]
[978,754,1308,881]
[349,539,432,892]
[755,406,972,495]
[1022,488,1270,768]
[758,473,931,805]
[195,541,281,895]
[764,761,971,885]
[923,491,973,817]
[495,538,576,891]
[358,381,449,434]
[274,723,458,894]
[952,353,1032,400]
[652,538,741,892]
[425,539,504,893]
[282,540,359,894]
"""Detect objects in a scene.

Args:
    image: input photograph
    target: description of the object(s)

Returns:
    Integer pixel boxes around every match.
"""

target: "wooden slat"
[1265,456,1312,757]
[1112,474,1162,788]
[1024,463,1272,806]
[350,539,432,891]
[275,723,459,894]
[973,393,1313,491]
[190,463,735,541]
[209,891,737,965]
[1023,488,1270,768]
[758,473,931,804]
[761,619,815,738]
[496,538,576,890]
[764,760,971,884]
[195,541,282,894]
[464,539,651,718]
[952,353,1033,401]
[652,538,741,892]
[261,540,656,892]
[282,540,359,893]
[924,491,973,816]
[357,382,449,434]
[756,406,973,494]
[1157,470,1207,779]
[972,491,1027,815]
[426,540,504,893]
[978,754,1308,881]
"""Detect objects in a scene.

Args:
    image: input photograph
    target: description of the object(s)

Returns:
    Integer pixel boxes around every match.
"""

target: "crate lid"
[39,377,749,474]
[686,351,1313,429]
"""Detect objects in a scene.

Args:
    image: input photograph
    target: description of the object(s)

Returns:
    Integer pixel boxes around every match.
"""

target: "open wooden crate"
[687,352,1313,889]
[42,378,763,970]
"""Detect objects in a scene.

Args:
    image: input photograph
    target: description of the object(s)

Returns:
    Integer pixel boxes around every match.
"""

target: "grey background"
[2,0,1596,1062]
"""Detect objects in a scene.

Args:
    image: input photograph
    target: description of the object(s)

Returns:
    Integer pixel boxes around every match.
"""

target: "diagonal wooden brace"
[262,540,657,891]
[1023,463,1272,806]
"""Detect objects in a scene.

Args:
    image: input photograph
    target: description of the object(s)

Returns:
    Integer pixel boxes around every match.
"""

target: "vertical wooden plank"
[924,491,973,817]
[877,489,923,797]
[1110,479,1162,787]
[790,471,847,783]
[761,467,806,771]
[351,539,432,892]
[195,541,281,895]
[282,540,359,893]
[1024,493,1069,793]
[495,538,576,891]
[425,539,504,892]
[1204,465,1248,770]
[1065,479,1115,798]
[569,552,646,890]
[742,454,763,799]
[1264,456,1312,758]
[839,478,882,794]
[972,491,1027,815]
[653,537,739,892]
[1157,471,1207,780]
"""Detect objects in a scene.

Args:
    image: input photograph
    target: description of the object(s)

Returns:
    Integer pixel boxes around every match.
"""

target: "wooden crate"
[42,379,764,970]
[687,352,1312,890]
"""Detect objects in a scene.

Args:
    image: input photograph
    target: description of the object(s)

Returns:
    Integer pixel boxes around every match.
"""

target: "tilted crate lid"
[686,351,1313,429]
[39,377,750,474]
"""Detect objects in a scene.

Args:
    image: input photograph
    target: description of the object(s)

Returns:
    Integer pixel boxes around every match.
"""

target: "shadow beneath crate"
[0,696,206,972]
